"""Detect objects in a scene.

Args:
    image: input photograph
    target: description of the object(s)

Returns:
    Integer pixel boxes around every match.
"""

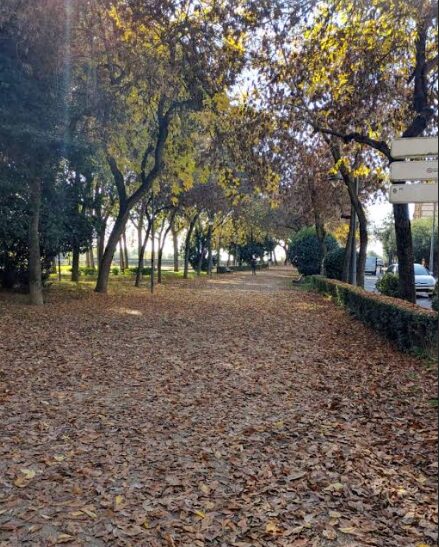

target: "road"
[364,274,433,309]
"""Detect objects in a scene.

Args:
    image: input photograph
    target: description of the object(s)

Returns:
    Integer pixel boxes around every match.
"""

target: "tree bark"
[315,221,328,276]
[394,204,416,302]
[172,226,180,272]
[89,247,96,270]
[97,225,106,267]
[96,207,132,293]
[158,215,174,284]
[123,230,129,270]
[356,205,368,289]
[346,179,368,289]
[197,235,205,277]
[28,179,44,306]
[184,215,198,279]
[135,220,152,288]
[58,254,62,282]
[150,206,155,294]
[207,224,213,277]
[342,215,354,283]
[71,246,80,282]
[119,239,125,272]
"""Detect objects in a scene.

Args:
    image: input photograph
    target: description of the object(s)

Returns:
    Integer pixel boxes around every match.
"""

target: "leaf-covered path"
[0,268,437,546]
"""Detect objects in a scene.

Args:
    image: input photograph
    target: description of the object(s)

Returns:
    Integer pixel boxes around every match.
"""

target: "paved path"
[0,268,437,546]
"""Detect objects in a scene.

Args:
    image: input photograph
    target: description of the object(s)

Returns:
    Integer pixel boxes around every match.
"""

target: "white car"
[386,263,437,296]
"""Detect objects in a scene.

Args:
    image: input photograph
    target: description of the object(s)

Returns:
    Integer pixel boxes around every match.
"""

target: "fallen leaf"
[266,521,282,535]
[20,469,36,479]
[322,528,337,540]
[57,534,74,544]
[80,508,97,519]
[114,495,124,511]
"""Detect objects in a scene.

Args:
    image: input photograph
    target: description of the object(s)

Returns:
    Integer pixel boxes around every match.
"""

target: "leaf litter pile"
[0,268,437,546]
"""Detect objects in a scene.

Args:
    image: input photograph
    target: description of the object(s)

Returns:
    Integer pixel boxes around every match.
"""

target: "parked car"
[386,263,437,296]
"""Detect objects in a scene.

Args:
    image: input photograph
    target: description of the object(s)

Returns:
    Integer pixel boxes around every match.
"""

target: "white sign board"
[389,183,438,204]
[390,160,438,181]
[392,137,438,159]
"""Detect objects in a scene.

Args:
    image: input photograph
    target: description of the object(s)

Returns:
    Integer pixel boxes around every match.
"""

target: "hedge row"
[311,276,438,356]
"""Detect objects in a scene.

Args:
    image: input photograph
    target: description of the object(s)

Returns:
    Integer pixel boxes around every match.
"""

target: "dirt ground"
[0,268,437,546]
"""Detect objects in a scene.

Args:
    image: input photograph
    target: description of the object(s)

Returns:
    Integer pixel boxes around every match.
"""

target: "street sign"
[392,137,438,159]
[389,182,438,204]
[390,160,438,181]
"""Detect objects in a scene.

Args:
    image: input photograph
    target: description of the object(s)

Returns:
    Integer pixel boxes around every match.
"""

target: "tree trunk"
[96,209,132,293]
[342,216,354,283]
[71,246,80,282]
[150,210,155,294]
[356,206,368,289]
[281,244,289,265]
[346,179,367,289]
[207,224,213,277]
[135,221,152,288]
[123,230,129,270]
[97,225,106,267]
[28,179,44,306]
[58,254,62,282]
[394,203,416,302]
[172,227,179,272]
[197,238,204,276]
[184,215,198,279]
[119,239,125,272]
[89,247,96,270]
[158,217,174,284]
[316,223,328,276]
[216,237,222,273]
[86,251,91,269]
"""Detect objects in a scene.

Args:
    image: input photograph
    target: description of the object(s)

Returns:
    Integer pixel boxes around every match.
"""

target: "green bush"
[324,248,346,280]
[311,276,438,356]
[289,227,339,276]
[128,267,152,276]
[80,266,97,277]
[376,273,400,298]
[111,267,120,276]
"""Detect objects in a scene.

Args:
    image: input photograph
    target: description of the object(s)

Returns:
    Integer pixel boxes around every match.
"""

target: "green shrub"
[289,227,338,276]
[80,266,97,277]
[324,248,346,280]
[311,276,438,356]
[112,267,120,276]
[128,267,152,276]
[376,272,400,298]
